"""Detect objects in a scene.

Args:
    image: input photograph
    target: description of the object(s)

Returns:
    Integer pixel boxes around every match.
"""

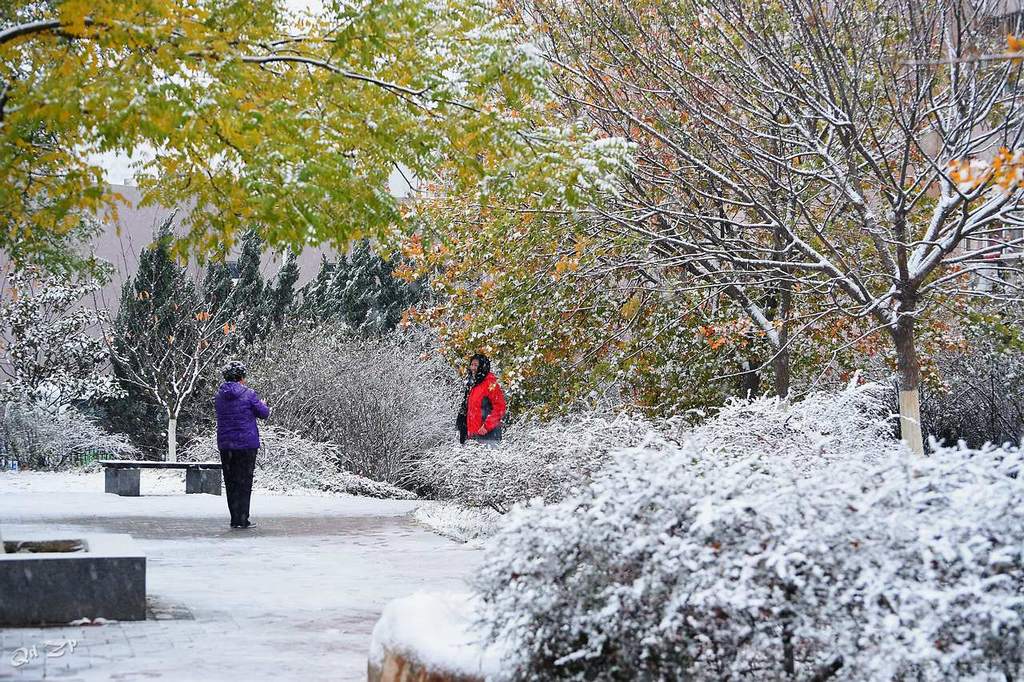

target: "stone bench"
[0,531,146,626]
[98,460,222,497]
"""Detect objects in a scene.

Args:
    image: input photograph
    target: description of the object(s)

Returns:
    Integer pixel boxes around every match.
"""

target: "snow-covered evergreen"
[294,239,423,335]
[0,266,120,407]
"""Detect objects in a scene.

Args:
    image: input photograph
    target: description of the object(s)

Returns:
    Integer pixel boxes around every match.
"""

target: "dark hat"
[222,360,247,382]
[469,353,491,385]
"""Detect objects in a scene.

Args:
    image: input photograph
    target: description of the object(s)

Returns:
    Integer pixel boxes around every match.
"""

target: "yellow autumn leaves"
[948,147,1024,193]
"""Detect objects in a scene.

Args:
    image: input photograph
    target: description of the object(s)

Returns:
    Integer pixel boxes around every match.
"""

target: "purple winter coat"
[215,381,270,450]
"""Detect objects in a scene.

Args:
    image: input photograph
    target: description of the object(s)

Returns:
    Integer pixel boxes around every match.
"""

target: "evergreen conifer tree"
[294,256,338,322]
[264,250,301,330]
[293,240,422,335]
[227,231,267,346]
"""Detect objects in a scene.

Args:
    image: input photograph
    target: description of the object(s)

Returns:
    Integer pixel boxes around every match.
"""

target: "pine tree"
[264,250,300,330]
[202,262,234,313]
[227,230,267,346]
[202,233,300,350]
[294,256,338,323]
[0,266,121,408]
[295,240,422,335]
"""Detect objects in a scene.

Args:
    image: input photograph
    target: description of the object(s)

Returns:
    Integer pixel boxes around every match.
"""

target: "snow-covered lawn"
[0,470,480,681]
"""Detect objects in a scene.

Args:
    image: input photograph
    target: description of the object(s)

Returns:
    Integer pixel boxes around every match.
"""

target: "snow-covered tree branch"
[0,265,120,408]
[520,0,1024,453]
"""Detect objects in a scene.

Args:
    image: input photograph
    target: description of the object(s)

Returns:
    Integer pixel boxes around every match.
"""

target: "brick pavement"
[0,489,480,682]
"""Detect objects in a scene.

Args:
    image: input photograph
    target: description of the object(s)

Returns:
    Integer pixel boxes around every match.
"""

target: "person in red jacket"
[458,353,506,444]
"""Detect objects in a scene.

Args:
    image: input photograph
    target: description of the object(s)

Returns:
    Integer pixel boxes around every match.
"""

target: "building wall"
[87,184,338,312]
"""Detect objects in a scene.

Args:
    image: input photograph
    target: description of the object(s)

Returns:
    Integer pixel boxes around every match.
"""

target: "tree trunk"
[769,172,794,401]
[772,348,791,400]
[893,313,924,455]
[167,416,178,462]
[738,357,761,398]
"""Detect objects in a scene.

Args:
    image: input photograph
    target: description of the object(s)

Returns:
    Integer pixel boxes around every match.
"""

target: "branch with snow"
[0,266,121,408]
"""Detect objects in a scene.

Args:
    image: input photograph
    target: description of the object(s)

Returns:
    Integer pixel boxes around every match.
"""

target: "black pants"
[220,449,257,526]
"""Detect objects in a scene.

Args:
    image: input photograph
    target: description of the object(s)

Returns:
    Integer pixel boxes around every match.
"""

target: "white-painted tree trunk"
[899,390,924,456]
[167,417,178,462]
[894,311,925,457]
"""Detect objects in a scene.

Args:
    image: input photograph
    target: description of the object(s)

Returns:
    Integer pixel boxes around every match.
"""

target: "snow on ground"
[0,470,482,681]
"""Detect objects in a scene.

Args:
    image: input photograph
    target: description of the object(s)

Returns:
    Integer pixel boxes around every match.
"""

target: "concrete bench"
[98,460,222,497]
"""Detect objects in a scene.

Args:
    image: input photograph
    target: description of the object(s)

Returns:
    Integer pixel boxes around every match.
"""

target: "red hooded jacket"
[466,372,506,439]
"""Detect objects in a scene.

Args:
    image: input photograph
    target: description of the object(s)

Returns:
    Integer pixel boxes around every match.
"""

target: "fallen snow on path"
[0,471,481,681]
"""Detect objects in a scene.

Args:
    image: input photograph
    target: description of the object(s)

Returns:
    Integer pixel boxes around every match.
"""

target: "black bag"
[456,411,468,444]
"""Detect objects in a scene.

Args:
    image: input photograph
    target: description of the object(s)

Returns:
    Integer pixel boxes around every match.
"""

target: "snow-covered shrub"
[246,326,459,485]
[183,425,415,499]
[418,382,896,515]
[475,437,1024,681]
[369,591,505,680]
[917,337,1024,448]
[688,380,900,471]
[416,413,671,513]
[413,501,502,544]
[0,402,138,469]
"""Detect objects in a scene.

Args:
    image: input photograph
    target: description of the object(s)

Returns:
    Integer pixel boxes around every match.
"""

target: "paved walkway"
[0,472,480,681]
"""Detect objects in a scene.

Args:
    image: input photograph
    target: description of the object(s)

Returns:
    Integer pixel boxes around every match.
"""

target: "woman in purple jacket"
[215,360,270,529]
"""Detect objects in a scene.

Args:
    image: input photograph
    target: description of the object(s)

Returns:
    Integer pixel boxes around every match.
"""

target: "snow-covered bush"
[688,380,899,471]
[247,326,459,485]
[369,591,504,680]
[0,402,138,469]
[183,425,415,499]
[418,382,896,514]
[413,501,502,544]
[917,337,1024,448]
[416,413,671,513]
[475,436,1024,681]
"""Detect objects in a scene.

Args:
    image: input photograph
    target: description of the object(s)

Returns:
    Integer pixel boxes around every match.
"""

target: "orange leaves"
[402,234,424,260]
[474,279,496,299]
[1009,35,1024,64]
[990,147,1024,191]
[222,322,236,335]
[552,256,578,279]
[949,148,1024,193]
[399,308,414,328]
[698,325,729,351]
[393,262,417,283]
[947,157,992,192]
[195,310,211,322]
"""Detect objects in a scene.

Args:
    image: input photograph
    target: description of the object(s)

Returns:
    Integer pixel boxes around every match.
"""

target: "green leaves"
[2,0,622,268]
